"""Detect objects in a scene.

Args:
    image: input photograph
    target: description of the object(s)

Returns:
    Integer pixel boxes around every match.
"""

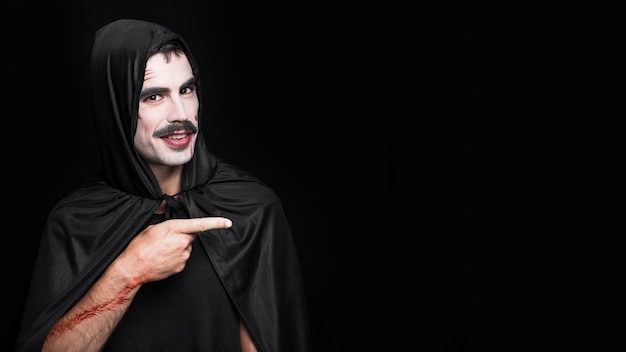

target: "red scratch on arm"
[48,277,144,337]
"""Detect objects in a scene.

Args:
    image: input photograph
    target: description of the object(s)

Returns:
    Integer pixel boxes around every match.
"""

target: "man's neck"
[151,164,183,214]
[150,164,184,196]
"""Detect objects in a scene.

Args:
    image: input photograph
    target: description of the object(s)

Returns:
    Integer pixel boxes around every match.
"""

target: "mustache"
[153,120,199,137]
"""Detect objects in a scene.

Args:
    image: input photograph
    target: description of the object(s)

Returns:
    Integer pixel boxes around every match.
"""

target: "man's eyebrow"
[140,78,197,98]
[181,77,198,88]
[140,86,169,98]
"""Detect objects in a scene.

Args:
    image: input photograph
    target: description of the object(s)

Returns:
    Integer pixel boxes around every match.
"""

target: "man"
[16,19,310,351]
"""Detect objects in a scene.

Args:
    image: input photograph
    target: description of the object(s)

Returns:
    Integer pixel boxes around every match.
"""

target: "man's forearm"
[42,260,143,352]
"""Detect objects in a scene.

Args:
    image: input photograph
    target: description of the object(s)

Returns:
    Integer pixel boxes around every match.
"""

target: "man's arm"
[239,320,258,352]
[42,257,142,352]
[42,217,232,352]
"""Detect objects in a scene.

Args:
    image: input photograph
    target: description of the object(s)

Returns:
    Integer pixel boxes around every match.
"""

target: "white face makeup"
[134,52,200,169]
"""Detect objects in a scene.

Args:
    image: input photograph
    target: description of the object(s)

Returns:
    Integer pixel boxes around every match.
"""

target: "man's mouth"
[164,132,190,139]
[160,132,193,147]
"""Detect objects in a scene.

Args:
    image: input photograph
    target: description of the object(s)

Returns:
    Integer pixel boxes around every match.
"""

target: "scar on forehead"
[144,68,155,81]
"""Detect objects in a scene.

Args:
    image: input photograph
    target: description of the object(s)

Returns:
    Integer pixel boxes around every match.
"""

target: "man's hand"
[119,217,232,283]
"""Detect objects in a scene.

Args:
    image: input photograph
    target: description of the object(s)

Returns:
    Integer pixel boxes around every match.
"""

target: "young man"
[16,19,310,352]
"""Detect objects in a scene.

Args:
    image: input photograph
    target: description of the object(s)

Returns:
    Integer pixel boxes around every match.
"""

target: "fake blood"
[47,277,144,337]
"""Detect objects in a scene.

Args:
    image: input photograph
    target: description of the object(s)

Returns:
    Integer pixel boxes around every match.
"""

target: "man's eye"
[143,94,161,102]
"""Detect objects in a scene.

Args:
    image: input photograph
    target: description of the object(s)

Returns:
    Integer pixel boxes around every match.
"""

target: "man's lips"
[160,131,193,148]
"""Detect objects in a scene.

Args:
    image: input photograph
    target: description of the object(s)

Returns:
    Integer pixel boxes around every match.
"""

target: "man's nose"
[167,96,189,122]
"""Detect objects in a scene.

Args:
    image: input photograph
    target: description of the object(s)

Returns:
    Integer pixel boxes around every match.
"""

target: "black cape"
[16,19,310,352]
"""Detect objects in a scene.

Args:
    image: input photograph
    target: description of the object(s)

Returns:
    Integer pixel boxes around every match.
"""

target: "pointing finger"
[169,217,232,235]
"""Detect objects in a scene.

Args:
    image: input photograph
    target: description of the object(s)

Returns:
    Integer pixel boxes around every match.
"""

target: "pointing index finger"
[173,217,233,234]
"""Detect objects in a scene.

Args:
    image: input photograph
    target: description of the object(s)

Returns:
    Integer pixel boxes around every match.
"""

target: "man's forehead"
[143,52,192,83]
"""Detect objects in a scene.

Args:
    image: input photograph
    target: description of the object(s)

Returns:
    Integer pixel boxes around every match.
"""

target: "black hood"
[91,18,211,198]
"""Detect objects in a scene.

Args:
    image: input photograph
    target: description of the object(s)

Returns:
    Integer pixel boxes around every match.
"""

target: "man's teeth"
[167,134,186,140]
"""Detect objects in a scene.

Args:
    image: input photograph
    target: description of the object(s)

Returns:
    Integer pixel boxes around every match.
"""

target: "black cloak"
[16,19,310,352]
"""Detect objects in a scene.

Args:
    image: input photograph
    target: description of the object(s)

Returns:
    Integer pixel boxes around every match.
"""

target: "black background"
[5,3,624,351]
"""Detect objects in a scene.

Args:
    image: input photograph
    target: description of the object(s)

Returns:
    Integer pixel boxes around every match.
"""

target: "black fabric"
[16,19,310,352]
[101,213,240,351]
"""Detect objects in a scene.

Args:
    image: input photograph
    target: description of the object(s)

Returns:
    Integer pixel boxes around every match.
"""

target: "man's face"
[135,52,200,169]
